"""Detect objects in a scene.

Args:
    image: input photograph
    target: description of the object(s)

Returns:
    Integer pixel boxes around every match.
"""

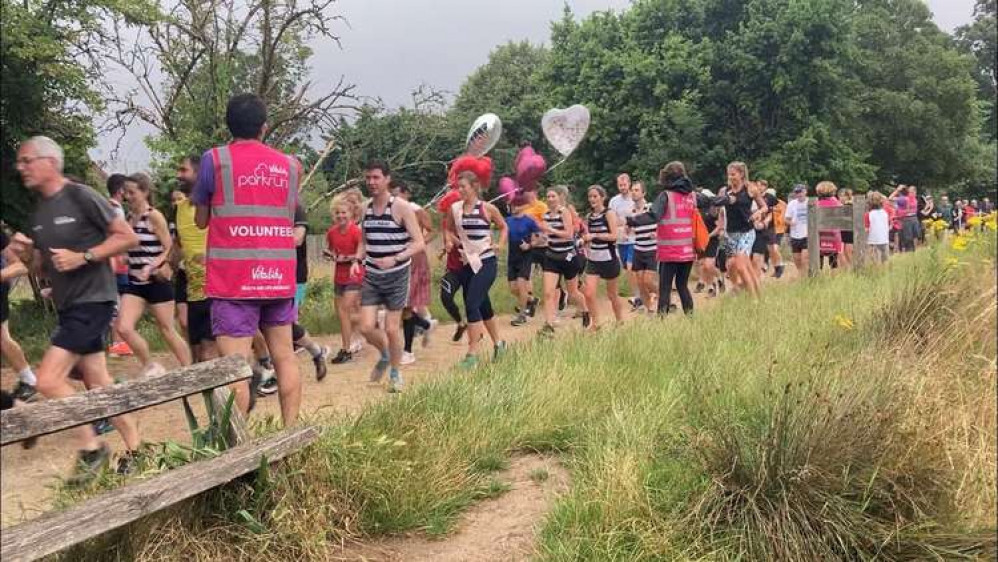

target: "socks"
[19,368,37,386]
[258,356,273,371]
[301,340,322,359]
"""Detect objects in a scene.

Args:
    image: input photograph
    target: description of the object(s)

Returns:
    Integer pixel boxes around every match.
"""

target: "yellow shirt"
[175,199,208,301]
[521,200,549,224]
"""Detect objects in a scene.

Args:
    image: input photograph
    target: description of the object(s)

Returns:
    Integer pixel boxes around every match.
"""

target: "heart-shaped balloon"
[514,146,546,191]
[498,177,519,201]
[541,105,590,157]
[465,113,503,157]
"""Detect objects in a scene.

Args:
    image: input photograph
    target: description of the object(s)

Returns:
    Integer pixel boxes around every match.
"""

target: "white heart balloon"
[542,105,590,157]
[465,113,503,157]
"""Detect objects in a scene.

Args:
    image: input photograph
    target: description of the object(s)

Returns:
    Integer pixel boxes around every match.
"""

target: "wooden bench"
[0,356,320,562]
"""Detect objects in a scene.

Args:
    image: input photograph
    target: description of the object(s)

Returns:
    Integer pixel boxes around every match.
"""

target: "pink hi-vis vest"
[656,190,696,263]
[205,141,299,300]
[817,197,844,255]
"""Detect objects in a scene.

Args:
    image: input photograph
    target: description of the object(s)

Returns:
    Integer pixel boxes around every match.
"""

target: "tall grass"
[54,233,997,561]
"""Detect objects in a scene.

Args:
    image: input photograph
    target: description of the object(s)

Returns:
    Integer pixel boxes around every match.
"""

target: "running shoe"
[526,297,539,317]
[400,351,416,366]
[331,349,353,364]
[511,312,528,326]
[493,341,507,360]
[558,289,568,311]
[293,341,307,355]
[458,354,479,369]
[707,286,717,298]
[694,282,705,293]
[718,279,727,294]
[387,369,404,393]
[370,355,390,383]
[349,338,364,354]
[421,318,438,348]
[93,418,115,435]
[68,443,110,486]
[629,297,643,311]
[539,324,556,339]
[582,311,591,329]
[774,264,785,279]
[257,376,279,396]
[108,341,133,357]
[452,323,468,342]
[314,346,329,381]
[12,381,37,403]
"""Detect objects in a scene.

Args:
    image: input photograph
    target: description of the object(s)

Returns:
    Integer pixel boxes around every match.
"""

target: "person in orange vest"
[192,94,302,426]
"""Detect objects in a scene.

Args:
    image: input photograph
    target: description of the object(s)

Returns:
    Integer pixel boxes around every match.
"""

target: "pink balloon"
[514,146,547,192]
[498,177,519,201]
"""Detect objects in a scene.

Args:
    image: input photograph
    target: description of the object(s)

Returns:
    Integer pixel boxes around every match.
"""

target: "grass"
[46,230,998,561]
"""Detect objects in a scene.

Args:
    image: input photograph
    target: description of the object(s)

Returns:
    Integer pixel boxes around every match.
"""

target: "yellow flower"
[944,257,960,270]
[967,216,983,227]
[834,314,854,331]
[951,236,969,251]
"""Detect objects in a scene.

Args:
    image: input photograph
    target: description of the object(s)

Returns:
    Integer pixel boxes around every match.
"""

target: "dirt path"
[1,268,797,532]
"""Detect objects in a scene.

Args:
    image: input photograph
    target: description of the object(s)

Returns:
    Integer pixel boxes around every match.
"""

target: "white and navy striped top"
[457,201,495,260]
[633,208,657,253]
[128,211,165,285]
[587,211,616,263]
[543,209,575,255]
[362,197,411,274]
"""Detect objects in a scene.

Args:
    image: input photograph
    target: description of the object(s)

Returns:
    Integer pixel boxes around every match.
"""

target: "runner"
[168,189,189,339]
[581,185,624,330]
[105,174,134,357]
[174,153,217,363]
[444,171,508,367]
[917,189,934,245]
[784,184,809,275]
[192,93,302,425]
[117,172,192,374]
[719,161,768,298]
[507,194,541,327]
[838,188,854,268]
[763,185,786,278]
[11,135,141,479]
[889,185,918,253]
[650,162,697,315]
[697,189,726,297]
[325,194,364,364]
[864,192,891,264]
[749,182,776,278]
[538,185,586,337]
[439,243,469,341]
[608,173,640,307]
[391,181,435,366]
[1,230,37,401]
[624,181,659,313]
[519,189,547,316]
[816,181,843,269]
[355,160,426,393]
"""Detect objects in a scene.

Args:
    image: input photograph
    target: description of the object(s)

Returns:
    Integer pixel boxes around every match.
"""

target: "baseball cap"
[792,184,806,194]
[765,188,776,197]
[701,189,715,198]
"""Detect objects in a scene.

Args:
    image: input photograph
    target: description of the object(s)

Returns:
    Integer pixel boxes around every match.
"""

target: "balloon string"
[546,156,570,173]
[488,188,520,205]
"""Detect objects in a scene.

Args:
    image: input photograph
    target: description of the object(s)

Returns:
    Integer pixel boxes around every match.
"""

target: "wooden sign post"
[806,195,868,277]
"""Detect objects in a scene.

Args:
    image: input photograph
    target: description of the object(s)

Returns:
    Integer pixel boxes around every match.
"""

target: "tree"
[956,0,997,141]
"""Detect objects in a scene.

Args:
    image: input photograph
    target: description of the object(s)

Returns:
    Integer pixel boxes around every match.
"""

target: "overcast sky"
[95,0,976,171]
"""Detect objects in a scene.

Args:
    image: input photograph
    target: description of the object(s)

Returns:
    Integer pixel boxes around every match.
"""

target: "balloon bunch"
[431,113,502,212]
[496,143,547,204]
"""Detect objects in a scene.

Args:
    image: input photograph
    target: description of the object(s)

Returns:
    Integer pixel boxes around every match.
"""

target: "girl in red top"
[325,195,364,364]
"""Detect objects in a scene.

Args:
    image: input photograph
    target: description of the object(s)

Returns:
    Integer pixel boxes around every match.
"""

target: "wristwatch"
[83,249,95,263]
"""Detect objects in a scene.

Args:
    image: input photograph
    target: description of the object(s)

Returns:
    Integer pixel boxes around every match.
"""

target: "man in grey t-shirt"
[9,136,141,481]
[608,173,639,304]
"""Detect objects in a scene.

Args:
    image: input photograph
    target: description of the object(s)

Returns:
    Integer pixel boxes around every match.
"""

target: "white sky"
[93,0,977,172]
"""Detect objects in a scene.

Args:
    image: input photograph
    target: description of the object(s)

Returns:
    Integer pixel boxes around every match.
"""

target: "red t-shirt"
[446,245,463,273]
[325,223,364,285]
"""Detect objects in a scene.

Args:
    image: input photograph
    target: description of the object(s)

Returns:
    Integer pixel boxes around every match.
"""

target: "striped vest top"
[587,211,616,263]
[128,210,165,285]
[633,207,657,253]
[543,209,575,255]
[362,197,411,274]
[457,201,495,260]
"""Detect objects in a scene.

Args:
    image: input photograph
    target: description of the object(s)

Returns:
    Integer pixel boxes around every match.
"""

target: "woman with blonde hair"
[581,185,625,330]
[324,194,365,364]
[816,181,843,269]
[538,185,586,337]
[720,162,768,298]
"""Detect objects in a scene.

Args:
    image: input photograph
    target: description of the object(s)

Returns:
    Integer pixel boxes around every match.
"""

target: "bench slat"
[1,356,251,445]
[1,425,320,562]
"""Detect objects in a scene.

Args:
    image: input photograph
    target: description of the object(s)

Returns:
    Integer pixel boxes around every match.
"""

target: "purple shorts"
[211,298,297,338]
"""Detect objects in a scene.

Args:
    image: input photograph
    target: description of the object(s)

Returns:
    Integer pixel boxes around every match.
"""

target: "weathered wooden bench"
[0,356,320,562]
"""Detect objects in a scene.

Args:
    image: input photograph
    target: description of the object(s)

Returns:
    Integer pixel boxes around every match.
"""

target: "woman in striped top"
[581,185,625,330]
[118,173,192,376]
[444,171,508,368]
[624,181,659,313]
[539,185,587,337]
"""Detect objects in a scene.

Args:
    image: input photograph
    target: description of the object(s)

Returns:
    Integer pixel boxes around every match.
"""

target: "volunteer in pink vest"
[649,161,697,315]
[192,93,302,425]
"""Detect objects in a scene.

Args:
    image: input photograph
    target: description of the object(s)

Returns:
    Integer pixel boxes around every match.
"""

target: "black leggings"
[439,271,463,324]
[657,261,694,315]
[403,312,431,353]
[457,257,497,323]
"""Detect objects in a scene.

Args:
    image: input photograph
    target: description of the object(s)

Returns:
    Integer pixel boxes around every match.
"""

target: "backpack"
[692,208,709,253]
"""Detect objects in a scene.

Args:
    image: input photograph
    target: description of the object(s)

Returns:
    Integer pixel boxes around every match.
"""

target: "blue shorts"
[294,283,307,307]
[617,243,635,267]
[724,231,756,257]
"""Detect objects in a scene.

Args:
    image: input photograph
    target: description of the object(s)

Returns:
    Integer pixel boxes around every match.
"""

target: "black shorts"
[702,237,721,260]
[841,230,854,244]
[187,299,214,346]
[1,282,9,324]
[507,246,533,281]
[585,258,620,280]
[632,250,657,272]
[531,247,547,269]
[790,237,808,253]
[121,281,175,304]
[174,269,188,303]
[752,229,774,255]
[541,251,582,280]
[52,302,114,355]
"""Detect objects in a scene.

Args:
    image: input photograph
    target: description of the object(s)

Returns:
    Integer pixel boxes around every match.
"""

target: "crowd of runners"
[1,93,994,483]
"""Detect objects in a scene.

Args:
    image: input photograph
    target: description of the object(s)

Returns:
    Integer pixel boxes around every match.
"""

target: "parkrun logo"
[237,163,290,190]
[251,266,284,282]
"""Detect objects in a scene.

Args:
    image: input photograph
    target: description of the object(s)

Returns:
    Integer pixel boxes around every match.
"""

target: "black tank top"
[725,188,753,234]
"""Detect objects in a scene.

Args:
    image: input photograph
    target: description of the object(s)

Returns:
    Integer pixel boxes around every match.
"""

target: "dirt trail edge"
[334,455,570,562]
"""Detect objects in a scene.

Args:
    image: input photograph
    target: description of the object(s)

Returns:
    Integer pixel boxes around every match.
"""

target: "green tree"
[956,0,997,141]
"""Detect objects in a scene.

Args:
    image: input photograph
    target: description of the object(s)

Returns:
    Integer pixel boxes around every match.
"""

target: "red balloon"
[437,189,462,213]
[448,154,493,188]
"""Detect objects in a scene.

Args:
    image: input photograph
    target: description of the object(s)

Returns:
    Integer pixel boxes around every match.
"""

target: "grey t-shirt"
[29,182,118,310]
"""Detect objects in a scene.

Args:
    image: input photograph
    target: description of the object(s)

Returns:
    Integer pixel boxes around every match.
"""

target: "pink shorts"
[211,298,296,338]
